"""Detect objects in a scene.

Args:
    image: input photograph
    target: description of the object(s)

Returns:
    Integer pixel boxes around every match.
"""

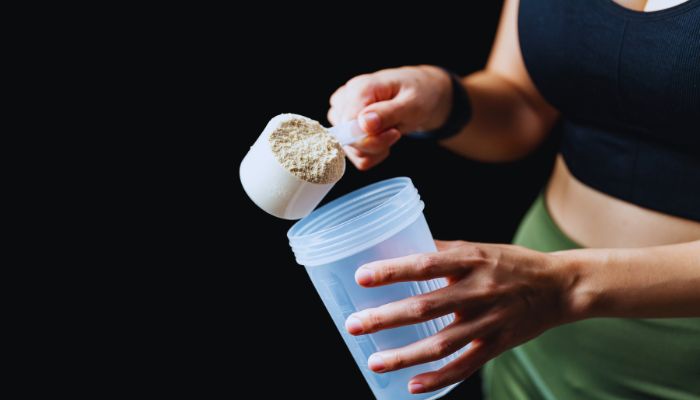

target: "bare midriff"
[545,155,700,248]
[543,0,699,247]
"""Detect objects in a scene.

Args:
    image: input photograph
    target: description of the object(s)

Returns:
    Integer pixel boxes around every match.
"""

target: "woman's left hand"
[344,240,577,394]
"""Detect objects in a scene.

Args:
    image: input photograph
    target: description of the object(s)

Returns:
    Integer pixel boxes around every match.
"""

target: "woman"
[327,0,700,398]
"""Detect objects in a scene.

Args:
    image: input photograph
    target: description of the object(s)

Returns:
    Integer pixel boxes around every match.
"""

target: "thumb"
[359,95,413,135]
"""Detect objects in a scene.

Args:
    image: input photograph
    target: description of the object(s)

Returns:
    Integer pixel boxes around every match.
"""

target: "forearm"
[557,240,700,320]
[438,71,556,162]
[437,0,557,162]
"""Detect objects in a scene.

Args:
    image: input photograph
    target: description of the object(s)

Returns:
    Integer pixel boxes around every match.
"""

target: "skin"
[328,0,700,395]
[615,0,650,11]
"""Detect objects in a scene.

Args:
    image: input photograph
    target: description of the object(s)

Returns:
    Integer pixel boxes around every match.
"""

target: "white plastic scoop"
[328,119,368,146]
[240,114,368,220]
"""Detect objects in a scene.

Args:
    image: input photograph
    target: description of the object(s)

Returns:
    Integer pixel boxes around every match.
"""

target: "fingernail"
[345,316,364,334]
[409,382,425,393]
[368,354,386,372]
[360,112,381,133]
[355,268,374,286]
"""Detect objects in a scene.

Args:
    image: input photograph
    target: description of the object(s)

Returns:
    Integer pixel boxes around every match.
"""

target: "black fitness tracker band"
[421,69,473,141]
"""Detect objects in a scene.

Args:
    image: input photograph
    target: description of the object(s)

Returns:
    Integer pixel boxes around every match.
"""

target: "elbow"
[470,139,542,163]
[500,116,553,161]
[492,136,545,162]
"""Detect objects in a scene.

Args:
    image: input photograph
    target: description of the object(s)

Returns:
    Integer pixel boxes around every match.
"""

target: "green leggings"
[482,194,700,400]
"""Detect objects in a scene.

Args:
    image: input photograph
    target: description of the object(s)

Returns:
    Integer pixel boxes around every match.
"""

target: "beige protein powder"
[240,113,347,219]
[268,116,345,184]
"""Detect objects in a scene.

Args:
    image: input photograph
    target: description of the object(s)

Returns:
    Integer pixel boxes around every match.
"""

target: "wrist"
[550,249,605,322]
[422,67,472,140]
[418,65,453,131]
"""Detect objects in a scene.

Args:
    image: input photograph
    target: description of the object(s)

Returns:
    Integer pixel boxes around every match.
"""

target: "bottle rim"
[287,177,424,266]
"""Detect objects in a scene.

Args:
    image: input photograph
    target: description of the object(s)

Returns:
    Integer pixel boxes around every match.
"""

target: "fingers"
[350,128,401,155]
[342,129,400,171]
[359,92,414,135]
[328,76,398,127]
[327,72,413,171]
[327,106,339,126]
[328,74,414,136]
[408,336,501,394]
[366,313,500,373]
[345,285,458,335]
[355,249,476,287]
[358,111,382,135]
[343,145,390,171]
[327,89,370,127]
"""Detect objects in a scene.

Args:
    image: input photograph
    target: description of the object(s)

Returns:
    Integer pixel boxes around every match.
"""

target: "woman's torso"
[524,0,700,247]
[483,1,700,398]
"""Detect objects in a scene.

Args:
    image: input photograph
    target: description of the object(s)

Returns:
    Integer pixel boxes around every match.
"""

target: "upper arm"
[486,0,559,125]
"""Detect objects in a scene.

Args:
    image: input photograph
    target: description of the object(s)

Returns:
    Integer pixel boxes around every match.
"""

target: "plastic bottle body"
[288,178,464,400]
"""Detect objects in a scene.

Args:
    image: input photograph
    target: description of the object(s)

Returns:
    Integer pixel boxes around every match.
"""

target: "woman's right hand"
[328,65,453,170]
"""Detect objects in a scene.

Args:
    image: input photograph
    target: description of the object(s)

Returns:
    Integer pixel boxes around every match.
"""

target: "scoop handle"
[328,120,367,146]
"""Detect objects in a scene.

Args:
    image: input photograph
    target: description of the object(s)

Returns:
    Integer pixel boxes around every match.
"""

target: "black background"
[229,3,560,398]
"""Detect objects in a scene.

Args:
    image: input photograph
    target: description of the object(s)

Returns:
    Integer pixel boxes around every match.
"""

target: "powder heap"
[269,116,345,184]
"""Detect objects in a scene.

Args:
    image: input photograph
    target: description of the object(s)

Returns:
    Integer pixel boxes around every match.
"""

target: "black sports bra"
[519,0,700,221]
